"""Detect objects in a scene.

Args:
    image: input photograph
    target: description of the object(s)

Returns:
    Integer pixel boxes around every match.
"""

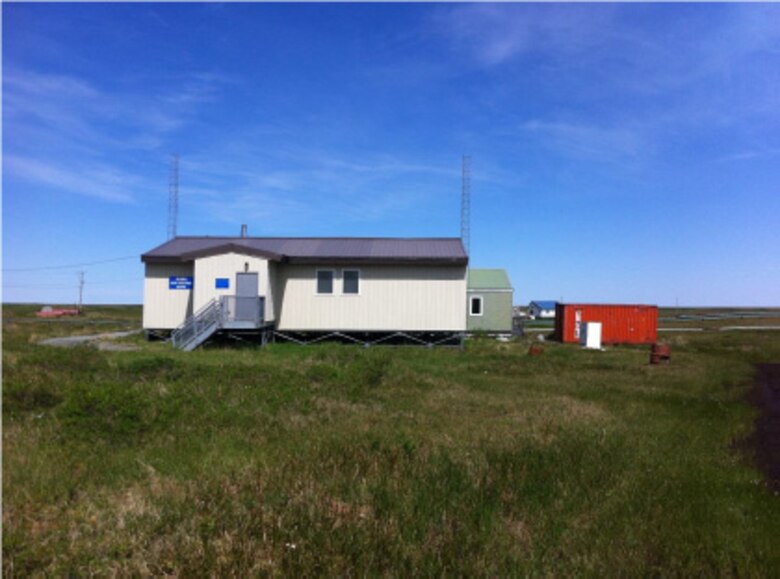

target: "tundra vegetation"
[3,304,780,575]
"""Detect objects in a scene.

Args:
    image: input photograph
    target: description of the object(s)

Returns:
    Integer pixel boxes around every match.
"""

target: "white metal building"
[141,236,469,349]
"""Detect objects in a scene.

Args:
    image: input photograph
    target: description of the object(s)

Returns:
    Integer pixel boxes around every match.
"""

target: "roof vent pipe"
[240,224,247,238]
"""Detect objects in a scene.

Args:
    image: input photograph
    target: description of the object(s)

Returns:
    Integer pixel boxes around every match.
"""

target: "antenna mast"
[77,271,85,313]
[460,155,471,256]
[167,154,179,240]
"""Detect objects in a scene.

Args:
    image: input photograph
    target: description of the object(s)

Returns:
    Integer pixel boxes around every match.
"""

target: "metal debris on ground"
[650,343,671,365]
[36,306,80,318]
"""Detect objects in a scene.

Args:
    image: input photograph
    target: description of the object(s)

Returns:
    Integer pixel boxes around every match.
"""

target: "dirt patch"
[38,329,141,350]
[746,364,780,492]
[96,341,140,352]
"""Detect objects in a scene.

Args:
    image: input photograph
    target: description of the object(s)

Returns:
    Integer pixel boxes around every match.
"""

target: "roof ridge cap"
[166,236,464,242]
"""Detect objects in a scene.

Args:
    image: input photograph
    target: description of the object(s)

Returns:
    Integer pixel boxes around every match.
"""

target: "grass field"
[4,304,780,575]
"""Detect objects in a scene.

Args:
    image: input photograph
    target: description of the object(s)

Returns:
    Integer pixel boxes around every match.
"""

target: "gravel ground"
[38,329,142,349]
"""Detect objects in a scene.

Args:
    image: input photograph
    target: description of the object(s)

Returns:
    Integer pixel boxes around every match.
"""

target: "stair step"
[179,321,219,351]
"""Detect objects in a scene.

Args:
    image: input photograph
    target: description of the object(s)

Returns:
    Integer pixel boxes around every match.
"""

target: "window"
[343,269,360,294]
[317,270,334,294]
[470,296,483,316]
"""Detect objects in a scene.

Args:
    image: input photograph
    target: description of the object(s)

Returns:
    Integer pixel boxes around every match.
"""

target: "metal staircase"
[171,296,265,351]
[171,299,222,351]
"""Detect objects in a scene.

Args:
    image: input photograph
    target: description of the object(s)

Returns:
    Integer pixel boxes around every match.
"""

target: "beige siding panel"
[193,253,274,321]
[276,265,467,331]
[143,263,194,329]
[268,261,284,321]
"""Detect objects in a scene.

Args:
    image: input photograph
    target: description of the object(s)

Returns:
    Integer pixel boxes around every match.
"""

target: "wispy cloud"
[4,67,231,203]
[176,142,460,232]
[5,155,137,203]
[5,69,196,144]
[433,3,615,67]
[196,190,314,231]
[433,3,780,170]
[714,147,780,163]
[5,70,99,99]
[520,120,644,162]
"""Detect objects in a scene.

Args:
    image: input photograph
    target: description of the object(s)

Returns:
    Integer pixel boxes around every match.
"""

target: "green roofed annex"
[467,268,514,335]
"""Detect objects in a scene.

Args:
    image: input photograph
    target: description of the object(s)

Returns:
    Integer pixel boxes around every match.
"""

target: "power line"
[4,268,139,277]
[2,255,138,272]
[3,278,143,288]
[3,283,82,289]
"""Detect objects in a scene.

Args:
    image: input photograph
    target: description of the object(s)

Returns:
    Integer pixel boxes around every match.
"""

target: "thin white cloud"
[434,4,615,67]
[434,4,780,170]
[5,67,231,149]
[194,182,434,235]
[194,190,314,232]
[174,136,461,231]
[4,70,99,99]
[310,154,459,179]
[520,120,643,162]
[5,155,137,203]
[714,148,780,163]
[5,67,232,204]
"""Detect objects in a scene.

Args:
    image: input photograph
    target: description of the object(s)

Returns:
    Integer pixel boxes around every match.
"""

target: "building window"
[470,296,483,316]
[317,270,334,294]
[343,269,360,294]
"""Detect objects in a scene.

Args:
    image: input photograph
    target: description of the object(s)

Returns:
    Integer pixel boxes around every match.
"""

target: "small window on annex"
[470,296,483,316]
[343,269,360,294]
[317,270,334,294]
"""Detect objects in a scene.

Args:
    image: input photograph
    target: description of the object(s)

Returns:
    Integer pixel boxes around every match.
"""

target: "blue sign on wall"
[169,276,193,290]
[215,278,230,289]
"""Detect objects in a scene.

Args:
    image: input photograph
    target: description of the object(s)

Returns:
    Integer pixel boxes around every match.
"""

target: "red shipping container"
[554,304,657,345]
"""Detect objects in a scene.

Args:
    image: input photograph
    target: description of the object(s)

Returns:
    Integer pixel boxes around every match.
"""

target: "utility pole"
[461,155,471,256]
[167,154,180,240]
[78,271,85,313]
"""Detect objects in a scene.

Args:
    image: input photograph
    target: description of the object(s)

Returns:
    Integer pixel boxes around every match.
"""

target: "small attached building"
[466,269,514,334]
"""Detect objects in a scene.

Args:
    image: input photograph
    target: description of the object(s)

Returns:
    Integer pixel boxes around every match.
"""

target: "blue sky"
[3,2,780,306]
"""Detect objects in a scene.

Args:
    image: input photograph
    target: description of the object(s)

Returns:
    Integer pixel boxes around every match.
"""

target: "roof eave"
[141,254,189,264]
[142,243,284,263]
[141,255,469,266]
[286,256,468,266]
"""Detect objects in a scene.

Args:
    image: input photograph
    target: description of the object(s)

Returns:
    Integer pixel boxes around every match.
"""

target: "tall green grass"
[3,305,780,575]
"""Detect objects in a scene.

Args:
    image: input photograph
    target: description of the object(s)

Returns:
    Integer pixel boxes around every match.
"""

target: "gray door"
[235,272,259,321]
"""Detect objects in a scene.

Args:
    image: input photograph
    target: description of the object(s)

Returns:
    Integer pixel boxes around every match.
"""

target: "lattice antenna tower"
[78,271,85,313]
[460,155,471,256]
[167,154,180,240]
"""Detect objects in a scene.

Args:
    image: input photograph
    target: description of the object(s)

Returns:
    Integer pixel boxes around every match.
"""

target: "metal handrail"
[192,297,222,321]
[220,296,264,325]
[171,295,266,350]
[171,298,222,349]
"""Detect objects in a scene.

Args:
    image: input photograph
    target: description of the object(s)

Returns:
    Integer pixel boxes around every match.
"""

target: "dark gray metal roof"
[142,237,468,265]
